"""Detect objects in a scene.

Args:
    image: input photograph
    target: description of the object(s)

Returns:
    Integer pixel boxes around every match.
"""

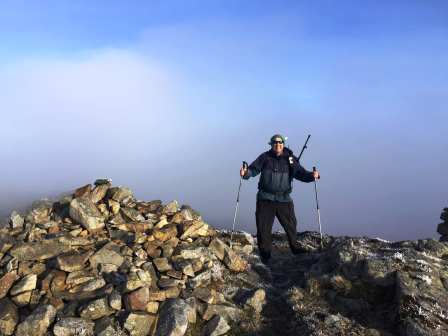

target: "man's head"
[269,134,286,156]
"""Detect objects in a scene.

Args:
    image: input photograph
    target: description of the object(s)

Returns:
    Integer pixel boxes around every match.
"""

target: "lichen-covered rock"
[0,272,19,299]
[89,242,124,269]
[15,304,56,336]
[162,200,179,215]
[108,187,133,204]
[56,251,93,272]
[9,239,75,261]
[79,297,114,320]
[243,288,266,313]
[209,238,226,261]
[9,211,24,230]
[69,197,105,232]
[0,298,18,335]
[10,274,37,296]
[124,312,156,336]
[223,247,247,272]
[53,317,95,336]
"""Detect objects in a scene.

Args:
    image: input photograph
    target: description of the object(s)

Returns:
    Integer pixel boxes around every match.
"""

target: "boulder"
[15,304,56,336]
[90,184,110,203]
[162,200,179,215]
[9,211,24,230]
[10,274,37,296]
[79,297,114,320]
[0,272,19,299]
[56,251,93,272]
[126,287,150,311]
[69,197,105,232]
[155,298,189,336]
[124,312,156,336]
[89,242,124,269]
[53,317,95,336]
[0,298,18,335]
[201,315,230,336]
[9,239,75,261]
[222,248,247,272]
[108,187,133,204]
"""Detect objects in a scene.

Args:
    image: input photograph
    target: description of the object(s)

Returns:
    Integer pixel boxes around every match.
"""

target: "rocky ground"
[1,180,447,336]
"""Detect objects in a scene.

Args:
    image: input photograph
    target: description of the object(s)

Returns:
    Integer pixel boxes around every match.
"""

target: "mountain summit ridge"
[0,180,446,336]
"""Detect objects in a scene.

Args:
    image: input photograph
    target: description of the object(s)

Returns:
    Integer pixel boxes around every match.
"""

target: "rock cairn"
[0,179,265,336]
[437,207,448,242]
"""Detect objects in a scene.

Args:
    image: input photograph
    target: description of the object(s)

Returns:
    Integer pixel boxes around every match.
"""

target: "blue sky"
[1,1,447,240]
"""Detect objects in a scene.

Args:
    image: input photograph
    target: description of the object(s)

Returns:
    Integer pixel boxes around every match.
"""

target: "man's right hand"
[240,167,248,177]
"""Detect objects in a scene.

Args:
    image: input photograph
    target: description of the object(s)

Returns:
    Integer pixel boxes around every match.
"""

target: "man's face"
[271,137,284,155]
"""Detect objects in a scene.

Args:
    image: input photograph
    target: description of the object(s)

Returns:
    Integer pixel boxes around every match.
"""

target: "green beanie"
[269,134,287,145]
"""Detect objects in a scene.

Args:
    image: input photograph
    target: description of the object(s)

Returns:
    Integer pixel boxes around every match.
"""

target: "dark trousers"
[255,199,299,256]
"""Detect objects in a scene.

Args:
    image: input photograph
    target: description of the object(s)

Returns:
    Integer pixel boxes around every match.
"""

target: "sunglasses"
[272,141,283,144]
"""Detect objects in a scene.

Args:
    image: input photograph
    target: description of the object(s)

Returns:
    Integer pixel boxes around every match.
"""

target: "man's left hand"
[313,170,320,180]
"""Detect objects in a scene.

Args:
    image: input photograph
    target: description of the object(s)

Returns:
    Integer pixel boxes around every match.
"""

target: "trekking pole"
[298,134,311,161]
[313,166,323,250]
[230,161,248,249]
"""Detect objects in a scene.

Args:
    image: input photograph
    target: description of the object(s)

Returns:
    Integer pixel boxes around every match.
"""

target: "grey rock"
[53,317,95,336]
[201,315,230,336]
[9,211,24,230]
[155,298,189,336]
[209,238,227,261]
[189,270,212,288]
[89,242,124,269]
[0,298,18,336]
[10,274,37,296]
[90,184,110,203]
[9,239,75,261]
[69,197,105,232]
[94,317,120,336]
[246,288,266,313]
[121,207,145,222]
[153,258,173,273]
[15,304,56,336]
[109,290,122,310]
[79,297,114,320]
[108,187,134,204]
[202,304,243,321]
[162,200,179,215]
[124,312,156,336]
[94,178,112,186]
[56,251,93,272]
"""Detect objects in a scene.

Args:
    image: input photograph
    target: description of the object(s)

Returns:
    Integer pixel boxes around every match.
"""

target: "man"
[240,134,320,263]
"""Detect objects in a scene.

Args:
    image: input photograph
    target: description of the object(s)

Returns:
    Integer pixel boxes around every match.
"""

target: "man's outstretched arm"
[240,154,265,179]
[293,159,319,182]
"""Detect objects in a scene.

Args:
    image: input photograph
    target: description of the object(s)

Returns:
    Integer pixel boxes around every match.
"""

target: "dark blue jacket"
[243,147,315,202]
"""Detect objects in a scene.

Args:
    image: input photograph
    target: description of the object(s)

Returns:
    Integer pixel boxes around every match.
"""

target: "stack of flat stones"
[437,207,448,242]
[0,179,265,336]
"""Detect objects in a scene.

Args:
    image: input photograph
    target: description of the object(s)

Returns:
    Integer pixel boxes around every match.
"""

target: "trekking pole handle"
[313,166,320,180]
[242,161,248,170]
